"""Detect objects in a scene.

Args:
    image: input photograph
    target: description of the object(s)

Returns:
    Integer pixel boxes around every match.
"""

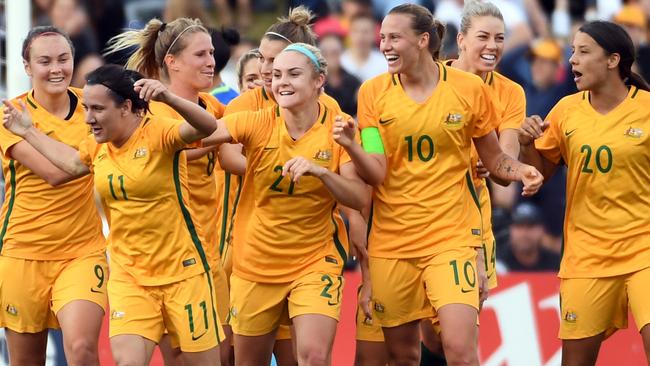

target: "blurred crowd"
[2,0,650,273]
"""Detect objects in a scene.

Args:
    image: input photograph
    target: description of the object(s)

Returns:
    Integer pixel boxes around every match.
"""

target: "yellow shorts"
[229,263,344,337]
[108,272,224,352]
[355,296,384,342]
[213,265,230,326]
[0,250,108,333]
[559,266,650,340]
[478,182,498,289]
[276,324,292,340]
[369,247,479,328]
[220,242,233,281]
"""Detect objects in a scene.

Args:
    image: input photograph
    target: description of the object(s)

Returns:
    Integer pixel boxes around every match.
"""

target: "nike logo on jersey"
[461,288,473,293]
[263,147,278,151]
[564,129,577,137]
[379,117,395,125]
[90,288,103,293]
[45,130,55,136]
[192,331,207,341]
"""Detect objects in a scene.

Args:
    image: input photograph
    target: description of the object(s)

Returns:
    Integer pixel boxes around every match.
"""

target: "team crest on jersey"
[374,302,385,313]
[443,112,464,129]
[229,306,238,319]
[624,126,643,139]
[133,147,148,159]
[564,311,577,323]
[111,310,125,320]
[313,149,332,163]
[5,304,17,316]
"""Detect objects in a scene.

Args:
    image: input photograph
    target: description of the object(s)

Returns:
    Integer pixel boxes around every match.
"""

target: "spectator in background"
[214,0,252,31]
[49,0,104,87]
[341,13,387,82]
[319,34,361,116]
[209,27,241,104]
[613,4,650,82]
[498,38,571,253]
[165,0,213,26]
[85,0,126,52]
[499,202,561,272]
[236,48,261,92]
[221,37,257,92]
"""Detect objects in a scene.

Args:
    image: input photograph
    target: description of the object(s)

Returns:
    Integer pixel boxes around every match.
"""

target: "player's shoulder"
[492,71,525,97]
[359,72,397,95]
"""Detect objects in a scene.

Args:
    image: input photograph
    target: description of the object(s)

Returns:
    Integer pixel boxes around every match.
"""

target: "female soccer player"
[202,42,367,366]
[344,4,543,365]
[3,65,223,366]
[449,0,526,298]
[219,8,348,364]
[236,48,262,92]
[519,21,650,366]
[106,17,233,365]
[0,26,107,366]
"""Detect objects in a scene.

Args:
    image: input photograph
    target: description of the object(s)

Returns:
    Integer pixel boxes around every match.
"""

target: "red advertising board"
[98,272,645,365]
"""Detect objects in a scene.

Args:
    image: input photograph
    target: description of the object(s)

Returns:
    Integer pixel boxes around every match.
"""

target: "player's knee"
[385,346,419,366]
[297,344,329,366]
[65,337,98,365]
[441,337,477,366]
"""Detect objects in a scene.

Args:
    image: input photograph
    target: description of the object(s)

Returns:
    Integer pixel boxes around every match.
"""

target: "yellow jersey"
[78,116,209,286]
[0,88,104,260]
[149,93,230,269]
[223,103,350,283]
[357,63,496,258]
[536,87,650,278]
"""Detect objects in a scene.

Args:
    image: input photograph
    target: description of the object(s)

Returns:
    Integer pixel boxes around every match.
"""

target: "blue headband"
[282,44,320,69]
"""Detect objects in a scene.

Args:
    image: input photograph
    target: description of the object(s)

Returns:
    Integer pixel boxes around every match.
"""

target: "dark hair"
[210,27,240,73]
[388,4,445,60]
[579,20,650,91]
[22,26,75,61]
[86,64,149,113]
[263,6,317,46]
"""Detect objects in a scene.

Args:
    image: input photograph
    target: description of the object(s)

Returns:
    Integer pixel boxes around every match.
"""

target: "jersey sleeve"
[0,100,26,159]
[77,134,98,172]
[498,83,526,132]
[357,80,379,130]
[222,110,268,151]
[472,82,498,138]
[535,102,564,164]
[148,117,189,153]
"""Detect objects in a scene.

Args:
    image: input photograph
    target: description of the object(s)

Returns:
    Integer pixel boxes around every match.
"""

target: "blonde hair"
[264,6,317,46]
[105,17,208,80]
[460,0,504,35]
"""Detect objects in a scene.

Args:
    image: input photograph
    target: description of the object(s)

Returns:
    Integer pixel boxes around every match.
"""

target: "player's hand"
[518,115,549,146]
[282,156,327,183]
[476,248,489,310]
[520,165,543,196]
[2,100,35,137]
[133,78,171,102]
[476,159,489,178]
[358,280,373,322]
[333,115,357,148]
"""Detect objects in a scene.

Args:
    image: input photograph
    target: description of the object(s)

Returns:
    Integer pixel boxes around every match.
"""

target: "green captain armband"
[361,127,385,154]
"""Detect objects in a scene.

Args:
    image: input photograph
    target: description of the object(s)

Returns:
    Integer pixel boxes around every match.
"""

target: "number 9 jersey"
[535,86,650,279]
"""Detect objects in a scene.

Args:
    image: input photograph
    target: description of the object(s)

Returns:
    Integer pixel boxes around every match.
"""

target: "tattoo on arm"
[494,154,521,181]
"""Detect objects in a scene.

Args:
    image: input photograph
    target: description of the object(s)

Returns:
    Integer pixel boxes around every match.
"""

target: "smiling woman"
[198,43,368,366]
[0,26,108,366]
